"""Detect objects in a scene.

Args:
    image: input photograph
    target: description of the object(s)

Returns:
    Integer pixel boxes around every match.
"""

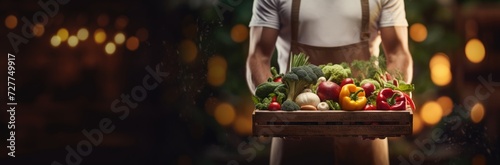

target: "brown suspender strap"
[360,0,370,41]
[291,0,301,43]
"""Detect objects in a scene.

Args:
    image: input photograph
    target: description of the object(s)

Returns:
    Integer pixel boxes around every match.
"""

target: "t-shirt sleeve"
[379,0,408,27]
[249,0,280,29]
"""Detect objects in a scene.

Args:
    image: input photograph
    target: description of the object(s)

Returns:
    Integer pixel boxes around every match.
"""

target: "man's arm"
[380,26,413,83]
[246,26,279,93]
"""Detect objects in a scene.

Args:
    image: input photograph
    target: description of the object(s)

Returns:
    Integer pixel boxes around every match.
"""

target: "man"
[246,0,413,164]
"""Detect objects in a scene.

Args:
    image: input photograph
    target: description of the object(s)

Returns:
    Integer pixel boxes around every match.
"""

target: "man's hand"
[380,26,413,83]
[246,27,279,93]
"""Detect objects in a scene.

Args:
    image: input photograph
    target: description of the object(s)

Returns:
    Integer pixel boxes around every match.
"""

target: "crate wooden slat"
[253,109,413,137]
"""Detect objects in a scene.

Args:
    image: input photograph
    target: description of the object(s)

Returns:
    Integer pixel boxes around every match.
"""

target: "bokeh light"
[437,96,453,116]
[179,39,197,63]
[5,15,18,29]
[233,115,252,135]
[114,33,126,45]
[57,28,69,41]
[470,103,485,124]
[105,42,116,55]
[50,35,61,47]
[67,35,79,47]
[231,24,249,43]
[430,53,452,87]
[126,36,139,51]
[94,28,107,44]
[465,38,486,63]
[409,23,427,42]
[431,64,452,86]
[412,114,423,134]
[207,55,227,87]
[214,102,236,126]
[136,28,149,42]
[115,16,128,30]
[429,52,450,69]
[77,28,89,41]
[33,23,45,37]
[97,14,109,27]
[420,101,443,125]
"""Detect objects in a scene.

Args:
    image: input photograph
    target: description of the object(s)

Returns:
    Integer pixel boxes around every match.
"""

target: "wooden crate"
[253,109,413,137]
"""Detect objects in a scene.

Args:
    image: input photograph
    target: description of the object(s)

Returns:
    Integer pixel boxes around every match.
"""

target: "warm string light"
[67,35,79,47]
[420,101,443,125]
[77,28,89,41]
[126,36,139,51]
[214,102,236,126]
[470,103,485,123]
[57,28,69,41]
[231,24,249,43]
[97,14,109,27]
[50,35,61,47]
[47,14,146,54]
[105,42,116,55]
[207,55,227,87]
[179,39,197,63]
[115,16,128,30]
[94,28,106,44]
[437,96,453,116]
[410,23,427,42]
[114,33,126,45]
[465,38,486,63]
[5,15,18,29]
[430,53,452,86]
[33,24,45,37]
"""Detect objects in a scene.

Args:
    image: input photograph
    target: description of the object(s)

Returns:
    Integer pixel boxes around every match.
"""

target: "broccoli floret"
[255,82,283,99]
[302,65,317,81]
[339,62,350,69]
[292,67,313,83]
[281,100,300,111]
[307,64,324,78]
[319,63,332,70]
[282,72,299,83]
[360,79,381,90]
[345,68,352,78]
[322,64,349,84]
[281,66,320,109]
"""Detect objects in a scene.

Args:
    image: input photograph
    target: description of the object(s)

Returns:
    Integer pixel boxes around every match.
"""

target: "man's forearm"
[246,53,272,93]
[380,27,413,83]
[386,52,413,83]
[246,27,279,93]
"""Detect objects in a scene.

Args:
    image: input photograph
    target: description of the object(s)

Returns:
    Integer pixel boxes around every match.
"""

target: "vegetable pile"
[252,53,416,111]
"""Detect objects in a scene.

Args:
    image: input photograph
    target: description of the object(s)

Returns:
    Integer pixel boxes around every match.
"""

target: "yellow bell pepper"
[339,84,367,110]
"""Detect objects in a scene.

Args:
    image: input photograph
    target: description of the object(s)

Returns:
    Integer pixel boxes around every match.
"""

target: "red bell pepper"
[403,93,416,111]
[376,88,406,110]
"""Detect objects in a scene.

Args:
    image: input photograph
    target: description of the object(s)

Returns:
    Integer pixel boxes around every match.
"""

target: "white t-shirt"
[249,0,408,73]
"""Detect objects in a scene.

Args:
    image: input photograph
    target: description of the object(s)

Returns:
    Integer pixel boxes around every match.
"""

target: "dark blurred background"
[0,0,499,164]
